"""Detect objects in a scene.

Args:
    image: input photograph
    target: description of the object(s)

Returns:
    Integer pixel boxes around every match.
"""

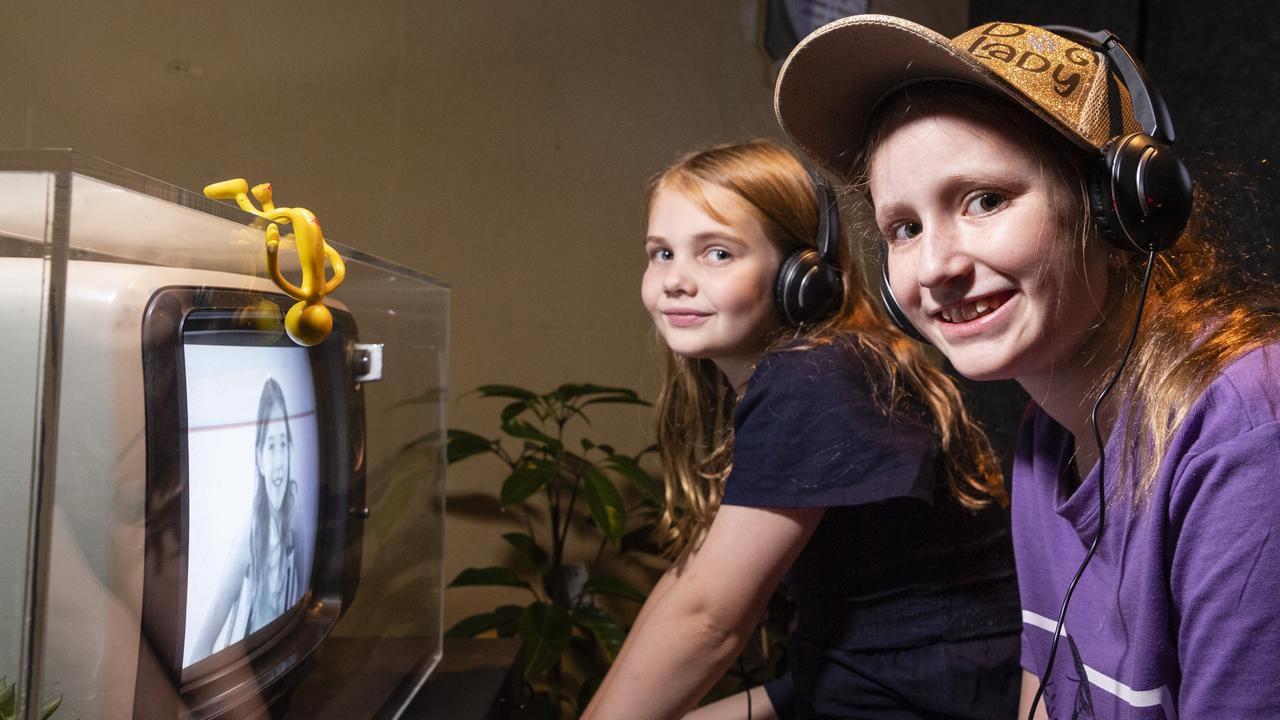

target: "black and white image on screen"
[182,344,319,668]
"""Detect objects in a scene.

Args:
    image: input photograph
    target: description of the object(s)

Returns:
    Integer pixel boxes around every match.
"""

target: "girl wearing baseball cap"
[776,15,1280,719]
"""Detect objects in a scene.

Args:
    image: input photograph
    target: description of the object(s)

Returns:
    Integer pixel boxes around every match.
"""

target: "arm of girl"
[192,529,252,658]
[1167,423,1280,715]
[683,688,778,720]
[1017,670,1050,720]
[581,503,824,719]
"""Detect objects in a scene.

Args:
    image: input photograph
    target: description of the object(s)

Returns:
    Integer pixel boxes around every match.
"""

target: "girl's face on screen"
[258,405,290,515]
[642,184,783,386]
[869,109,1109,385]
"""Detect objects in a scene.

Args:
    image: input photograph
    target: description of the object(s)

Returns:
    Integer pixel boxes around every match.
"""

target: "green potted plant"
[444,383,663,719]
[0,678,60,720]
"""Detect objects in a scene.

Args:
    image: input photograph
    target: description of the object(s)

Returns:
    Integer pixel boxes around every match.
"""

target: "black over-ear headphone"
[1045,25,1193,254]
[879,26,1193,341]
[775,169,844,326]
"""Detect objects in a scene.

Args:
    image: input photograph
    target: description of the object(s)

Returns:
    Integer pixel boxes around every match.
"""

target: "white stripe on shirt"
[1023,610,1178,719]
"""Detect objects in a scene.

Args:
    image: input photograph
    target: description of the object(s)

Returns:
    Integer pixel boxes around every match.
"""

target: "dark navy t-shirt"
[720,340,1020,717]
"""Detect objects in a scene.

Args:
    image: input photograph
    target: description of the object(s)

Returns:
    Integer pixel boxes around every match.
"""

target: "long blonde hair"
[859,84,1280,508]
[649,140,1005,557]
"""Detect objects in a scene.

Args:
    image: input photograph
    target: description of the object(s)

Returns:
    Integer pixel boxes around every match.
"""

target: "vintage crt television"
[0,151,448,719]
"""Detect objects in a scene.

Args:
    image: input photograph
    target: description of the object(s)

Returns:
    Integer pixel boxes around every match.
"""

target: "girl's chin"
[935,346,1021,382]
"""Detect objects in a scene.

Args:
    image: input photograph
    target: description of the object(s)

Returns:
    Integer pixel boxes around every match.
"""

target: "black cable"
[1026,248,1157,719]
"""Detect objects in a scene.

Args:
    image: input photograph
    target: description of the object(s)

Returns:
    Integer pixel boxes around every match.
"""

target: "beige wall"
[0,0,965,629]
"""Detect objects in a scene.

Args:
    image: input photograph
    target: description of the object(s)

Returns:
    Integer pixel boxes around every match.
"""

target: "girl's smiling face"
[642,183,783,389]
[257,405,290,514]
[870,107,1111,386]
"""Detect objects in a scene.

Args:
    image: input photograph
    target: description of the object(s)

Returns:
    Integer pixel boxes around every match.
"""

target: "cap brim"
[775,15,1014,178]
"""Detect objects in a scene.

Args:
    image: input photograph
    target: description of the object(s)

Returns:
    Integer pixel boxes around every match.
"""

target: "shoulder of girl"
[755,342,865,387]
[1162,345,1280,491]
[1198,342,1280,430]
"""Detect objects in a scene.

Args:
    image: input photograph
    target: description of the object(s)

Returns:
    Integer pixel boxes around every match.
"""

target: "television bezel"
[136,286,366,719]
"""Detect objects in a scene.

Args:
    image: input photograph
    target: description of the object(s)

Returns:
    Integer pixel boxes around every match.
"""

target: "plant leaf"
[476,384,539,403]
[501,418,563,451]
[447,566,532,591]
[580,394,651,409]
[500,459,556,507]
[444,611,503,638]
[40,696,61,720]
[502,532,551,572]
[583,466,627,541]
[605,454,661,503]
[446,429,493,464]
[499,400,528,423]
[579,573,646,603]
[517,602,572,681]
[572,604,627,661]
[554,383,640,401]
[492,604,525,637]
[550,383,594,402]
[0,677,13,718]
[443,604,524,638]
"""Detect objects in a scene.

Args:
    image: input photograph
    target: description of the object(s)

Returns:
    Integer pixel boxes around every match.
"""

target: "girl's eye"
[887,221,922,244]
[966,191,1006,216]
[649,248,673,262]
[705,248,732,262]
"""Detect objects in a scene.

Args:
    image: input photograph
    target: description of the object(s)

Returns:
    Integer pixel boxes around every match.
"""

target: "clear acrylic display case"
[0,150,448,719]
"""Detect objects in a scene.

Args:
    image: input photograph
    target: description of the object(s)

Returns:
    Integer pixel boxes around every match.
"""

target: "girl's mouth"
[664,311,711,328]
[937,291,1014,324]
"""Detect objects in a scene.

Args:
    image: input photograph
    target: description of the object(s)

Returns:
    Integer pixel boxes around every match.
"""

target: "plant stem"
[558,476,581,567]
[546,474,563,600]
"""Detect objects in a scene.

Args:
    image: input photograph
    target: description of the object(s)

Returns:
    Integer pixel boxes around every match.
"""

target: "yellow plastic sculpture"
[204,179,346,346]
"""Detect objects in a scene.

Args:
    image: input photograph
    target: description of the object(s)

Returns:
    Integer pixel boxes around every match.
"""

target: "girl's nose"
[915,222,974,290]
[662,260,696,296]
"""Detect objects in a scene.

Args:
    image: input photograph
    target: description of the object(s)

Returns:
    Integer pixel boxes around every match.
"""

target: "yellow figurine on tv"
[204,178,346,346]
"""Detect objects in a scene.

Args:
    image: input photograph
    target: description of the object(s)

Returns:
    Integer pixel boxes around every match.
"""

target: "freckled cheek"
[885,254,922,312]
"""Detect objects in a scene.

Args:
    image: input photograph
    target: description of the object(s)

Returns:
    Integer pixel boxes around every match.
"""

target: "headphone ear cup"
[1091,133,1193,252]
[878,255,928,344]
[775,248,842,326]
[1089,161,1127,251]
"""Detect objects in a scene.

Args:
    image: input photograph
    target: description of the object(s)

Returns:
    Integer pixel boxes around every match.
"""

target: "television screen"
[181,342,321,669]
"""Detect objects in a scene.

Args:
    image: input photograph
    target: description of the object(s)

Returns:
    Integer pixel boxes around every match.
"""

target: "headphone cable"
[1027,248,1157,719]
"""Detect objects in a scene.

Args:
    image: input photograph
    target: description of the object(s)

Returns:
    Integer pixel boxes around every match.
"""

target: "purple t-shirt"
[1014,344,1280,719]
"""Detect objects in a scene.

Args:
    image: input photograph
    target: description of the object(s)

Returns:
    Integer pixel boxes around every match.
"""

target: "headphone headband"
[808,168,841,265]
[1041,25,1177,144]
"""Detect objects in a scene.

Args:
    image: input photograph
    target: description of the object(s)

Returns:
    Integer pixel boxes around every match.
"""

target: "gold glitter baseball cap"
[774,15,1144,177]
